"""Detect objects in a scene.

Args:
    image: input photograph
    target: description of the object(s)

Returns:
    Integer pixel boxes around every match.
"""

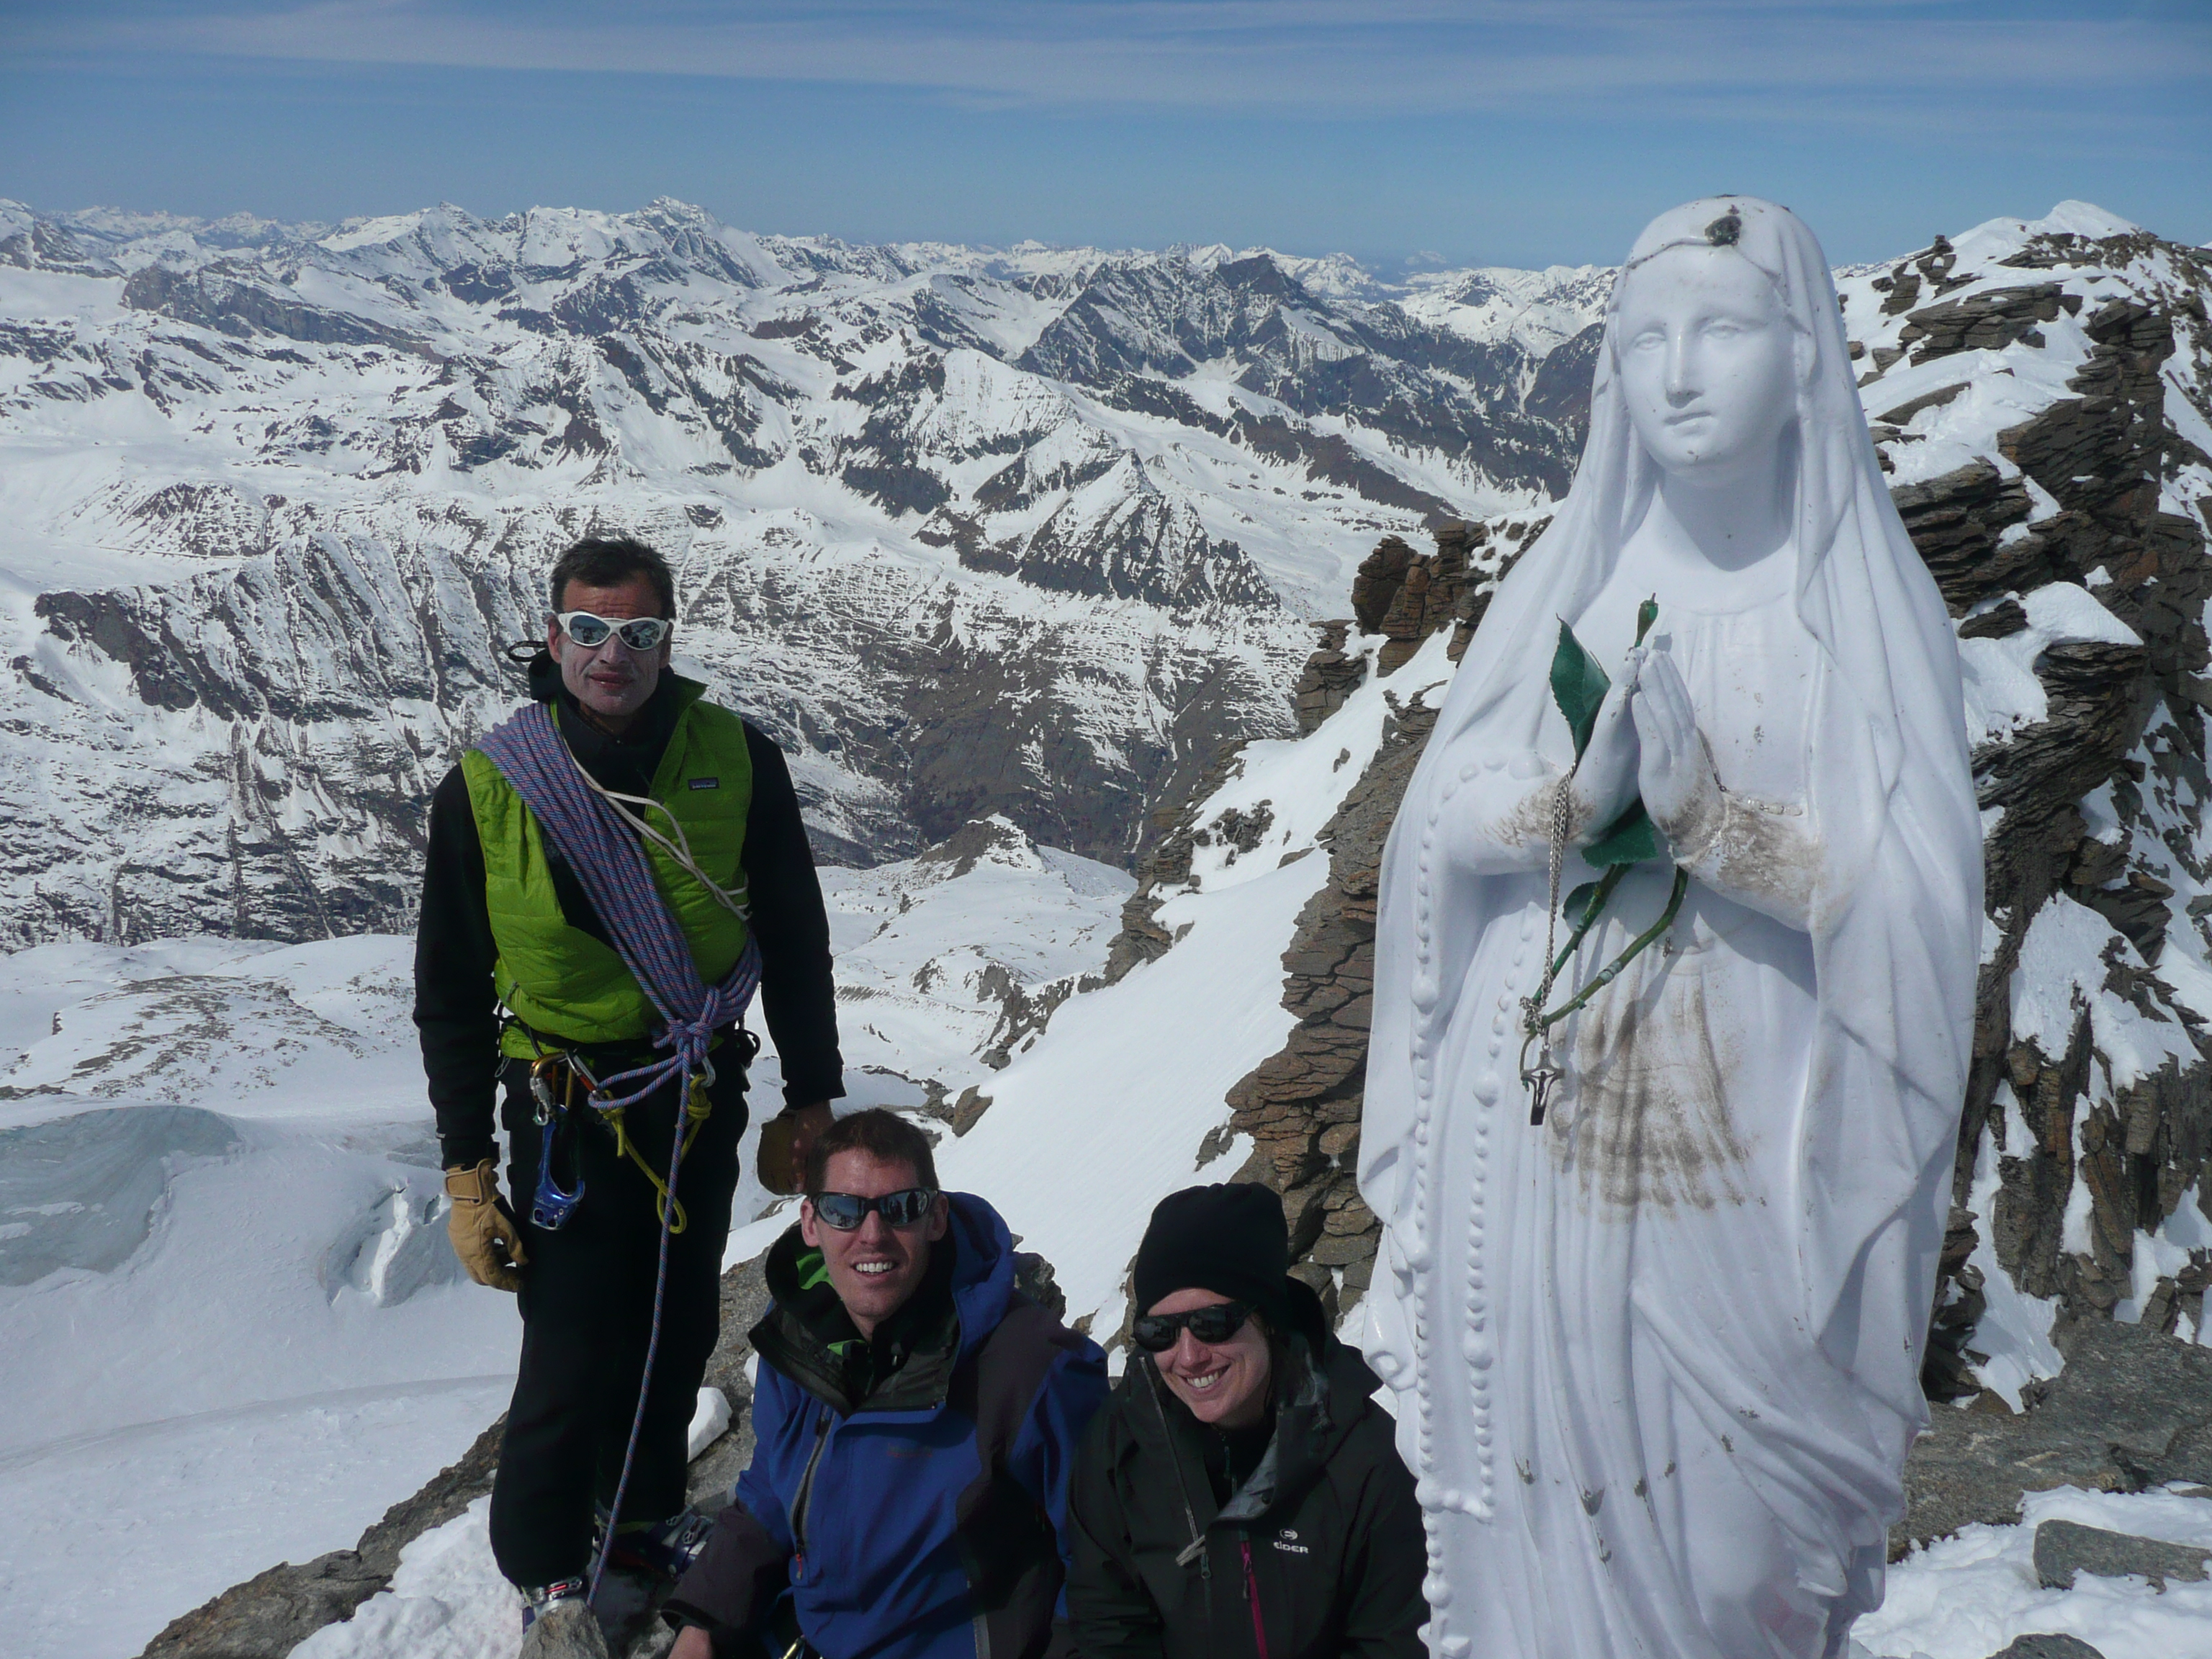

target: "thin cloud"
[10,1,2209,122]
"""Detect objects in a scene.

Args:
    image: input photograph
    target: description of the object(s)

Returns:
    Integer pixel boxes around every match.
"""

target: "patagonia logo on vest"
[688,777,719,790]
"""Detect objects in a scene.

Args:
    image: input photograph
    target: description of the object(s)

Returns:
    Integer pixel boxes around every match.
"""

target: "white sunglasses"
[553,611,673,651]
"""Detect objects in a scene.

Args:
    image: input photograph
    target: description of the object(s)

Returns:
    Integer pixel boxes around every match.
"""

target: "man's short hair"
[805,1108,940,1195]
[548,535,676,619]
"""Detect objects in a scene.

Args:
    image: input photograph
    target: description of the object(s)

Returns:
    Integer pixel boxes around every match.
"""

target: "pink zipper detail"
[1239,1537,1271,1659]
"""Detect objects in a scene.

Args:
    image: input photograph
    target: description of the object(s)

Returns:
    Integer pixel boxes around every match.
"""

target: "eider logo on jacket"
[1272,1528,1309,1555]
[688,777,719,790]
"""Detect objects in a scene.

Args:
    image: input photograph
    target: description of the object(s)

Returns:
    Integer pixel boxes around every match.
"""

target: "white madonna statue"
[1357,197,1982,1658]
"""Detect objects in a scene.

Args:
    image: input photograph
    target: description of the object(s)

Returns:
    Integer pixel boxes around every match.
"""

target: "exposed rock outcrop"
[1987,1637,2107,1659]
[1292,621,1366,736]
[2032,1519,2211,1591]
[1896,1316,2212,1555]
[1348,518,1546,672]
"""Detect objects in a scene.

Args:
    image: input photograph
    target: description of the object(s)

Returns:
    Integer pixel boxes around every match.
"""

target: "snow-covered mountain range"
[0,197,1604,948]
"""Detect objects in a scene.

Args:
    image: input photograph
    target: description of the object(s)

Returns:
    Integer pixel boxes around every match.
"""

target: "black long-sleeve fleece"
[414,665,844,1168]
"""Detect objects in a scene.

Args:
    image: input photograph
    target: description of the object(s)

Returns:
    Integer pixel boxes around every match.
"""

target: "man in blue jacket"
[665,1107,1108,1659]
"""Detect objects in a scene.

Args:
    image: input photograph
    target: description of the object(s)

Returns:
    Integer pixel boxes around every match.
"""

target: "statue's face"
[1613,245,1798,480]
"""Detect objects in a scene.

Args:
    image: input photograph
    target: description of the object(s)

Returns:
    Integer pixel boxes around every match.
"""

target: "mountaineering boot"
[519,1580,608,1659]
[593,1501,719,1581]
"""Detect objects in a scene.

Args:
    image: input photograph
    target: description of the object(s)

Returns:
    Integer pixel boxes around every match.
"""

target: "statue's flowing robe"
[1357,198,1983,1659]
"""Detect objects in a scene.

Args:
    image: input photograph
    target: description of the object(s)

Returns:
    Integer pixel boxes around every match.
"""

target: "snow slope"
[818,815,1133,1094]
[929,628,1449,1339]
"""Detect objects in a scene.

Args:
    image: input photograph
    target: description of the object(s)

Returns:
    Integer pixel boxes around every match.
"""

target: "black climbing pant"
[488,1055,748,1588]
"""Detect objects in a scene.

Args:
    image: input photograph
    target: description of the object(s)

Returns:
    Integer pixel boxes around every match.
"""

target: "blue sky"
[3,1,2207,267]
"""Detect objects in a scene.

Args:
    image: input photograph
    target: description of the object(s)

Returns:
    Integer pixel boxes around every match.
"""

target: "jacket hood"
[940,1190,1017,1363]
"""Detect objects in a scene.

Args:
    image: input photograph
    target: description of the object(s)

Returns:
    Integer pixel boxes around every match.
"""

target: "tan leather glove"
[445,1160,529,1291]
[756,1101,835,1196]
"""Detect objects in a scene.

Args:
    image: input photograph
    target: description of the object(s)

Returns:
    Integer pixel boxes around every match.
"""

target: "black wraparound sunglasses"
[553,610,674,652]
[809,1187,939,1231]
[1131,1300,1252,1352]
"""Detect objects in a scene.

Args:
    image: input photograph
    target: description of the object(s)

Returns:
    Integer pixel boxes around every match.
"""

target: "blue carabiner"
[532,1138,585,1229]
[529,1059,586,1230]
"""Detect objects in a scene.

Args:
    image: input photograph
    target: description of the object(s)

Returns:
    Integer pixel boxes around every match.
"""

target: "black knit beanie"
[1133,1184,1292,1326]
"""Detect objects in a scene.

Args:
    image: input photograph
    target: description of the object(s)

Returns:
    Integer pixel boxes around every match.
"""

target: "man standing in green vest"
[414,534,845,1638]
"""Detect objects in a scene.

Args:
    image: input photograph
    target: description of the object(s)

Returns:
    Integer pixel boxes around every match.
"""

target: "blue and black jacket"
[666,1193,1109,1659]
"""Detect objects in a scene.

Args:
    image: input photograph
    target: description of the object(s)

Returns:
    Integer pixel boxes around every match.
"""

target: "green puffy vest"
[463,678,755,1058]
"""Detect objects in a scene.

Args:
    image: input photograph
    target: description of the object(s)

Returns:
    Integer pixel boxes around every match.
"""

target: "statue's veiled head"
[1608,198,1815,487]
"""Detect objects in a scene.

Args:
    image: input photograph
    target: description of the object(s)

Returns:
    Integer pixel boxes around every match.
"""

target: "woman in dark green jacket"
[1067,1185,1426,1659]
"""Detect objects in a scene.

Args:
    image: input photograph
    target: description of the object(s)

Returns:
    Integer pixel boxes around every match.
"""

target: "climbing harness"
[511,1028,744,1236]
[476,699,765,1608]
[1519,598,1689,1126]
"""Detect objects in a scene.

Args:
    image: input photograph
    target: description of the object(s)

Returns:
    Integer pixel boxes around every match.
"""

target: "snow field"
[814,818,1133,1089]
[0,1377,513,1659]
[0,936,518,1657]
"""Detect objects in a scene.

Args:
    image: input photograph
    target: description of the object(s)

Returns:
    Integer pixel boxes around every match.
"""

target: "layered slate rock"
[1292,620,1367,736]
[1347,518,1545,673]
[1986,1637,2108,1659]
[1896,1316,2212,1554]
[2032,1519,2212,1591]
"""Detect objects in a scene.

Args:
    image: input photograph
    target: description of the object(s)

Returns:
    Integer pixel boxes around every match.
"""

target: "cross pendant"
[1522,1058,1560,1127]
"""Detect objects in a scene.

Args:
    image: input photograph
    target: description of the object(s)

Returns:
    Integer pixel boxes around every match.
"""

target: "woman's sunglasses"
[1131,1300,1252,1352]
[554,610,674,652]
[809,1187,939,1231]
